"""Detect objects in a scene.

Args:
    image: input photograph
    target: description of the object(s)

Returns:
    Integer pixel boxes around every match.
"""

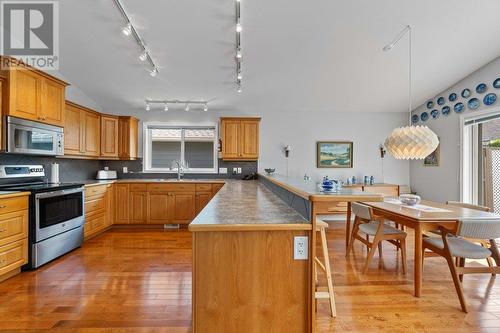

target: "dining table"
[362,198,500,297]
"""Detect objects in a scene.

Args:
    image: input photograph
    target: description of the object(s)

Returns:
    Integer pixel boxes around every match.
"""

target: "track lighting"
[237,71,242,80]
[236,48,242,59]
[236,22,242,33]
[145,99,209,112]
[113,0,160,77]
[122,23,132,36]
[237,85,242,93]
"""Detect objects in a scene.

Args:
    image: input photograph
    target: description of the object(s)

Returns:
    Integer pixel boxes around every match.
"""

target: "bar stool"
[315,219,336,317]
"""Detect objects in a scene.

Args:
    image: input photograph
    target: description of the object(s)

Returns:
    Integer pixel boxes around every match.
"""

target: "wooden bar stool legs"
[315,220,337,317]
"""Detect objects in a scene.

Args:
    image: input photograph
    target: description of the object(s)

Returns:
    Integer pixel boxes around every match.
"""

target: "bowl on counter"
[264,168,276,175]
[399,194,421,206]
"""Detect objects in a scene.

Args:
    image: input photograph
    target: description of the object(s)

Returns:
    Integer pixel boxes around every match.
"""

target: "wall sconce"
[284,145,292,158]
[379,144,387,158]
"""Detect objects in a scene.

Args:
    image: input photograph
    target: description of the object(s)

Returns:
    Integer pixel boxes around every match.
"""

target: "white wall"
[410,56,500,202]
[50,70,103,111]
[105,106,410,185]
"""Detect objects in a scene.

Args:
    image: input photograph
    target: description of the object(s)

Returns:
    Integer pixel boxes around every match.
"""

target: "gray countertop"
[80,179,225,187]
[189,179,309,230]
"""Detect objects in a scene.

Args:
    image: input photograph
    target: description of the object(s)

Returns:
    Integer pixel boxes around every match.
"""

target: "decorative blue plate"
[494,78,500,89]
[430,109,439,119]
[420,112,429,122]
[411,114,419,124]
[454,102,465,113]
[476,83,487,94]
[468,98,480,110]
[484,93,497,106]
[442,106,451,116]
[461,89,471,98]
[426,101,434,109]
[437,97,445,105]
[449,93,457,102]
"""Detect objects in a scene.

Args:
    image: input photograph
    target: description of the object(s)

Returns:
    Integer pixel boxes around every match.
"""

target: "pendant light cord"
[408,25,412,126]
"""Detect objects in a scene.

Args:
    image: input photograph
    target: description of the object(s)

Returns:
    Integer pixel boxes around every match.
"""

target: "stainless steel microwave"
[5,116,64,156]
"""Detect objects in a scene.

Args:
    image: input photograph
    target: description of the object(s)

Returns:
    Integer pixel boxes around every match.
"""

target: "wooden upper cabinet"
[221,119,240,159]
[64,101,100,157]
[1,58,67,126]
[64,103,83,155]
[100,115,119,158]
[118,116,139,160]
[83,111,100,157]
[40,79,65,126]
[240,120,259,159]
[221,117,260,161]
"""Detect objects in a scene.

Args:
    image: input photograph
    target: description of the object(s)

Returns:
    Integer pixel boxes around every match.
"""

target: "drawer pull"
[0,229,6,233]
[0,259,5,264]
[0,205,7,208]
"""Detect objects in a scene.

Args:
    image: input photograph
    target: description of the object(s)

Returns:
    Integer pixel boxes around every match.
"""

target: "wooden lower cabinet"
[195,192,211,215]
[129,191,148,224]
[0,193,29,282]
[115,184,129,224]
[148,193,171,224]
[84,184,112,239]
[171,193,195,224]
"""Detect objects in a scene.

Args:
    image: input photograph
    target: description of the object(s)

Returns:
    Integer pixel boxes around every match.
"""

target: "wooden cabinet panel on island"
[100,115,119,158]
[221,117,260,161]
[118,116,139,160]
[1,58,68,126]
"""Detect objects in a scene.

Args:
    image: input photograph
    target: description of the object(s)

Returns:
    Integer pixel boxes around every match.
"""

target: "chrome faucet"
[172,160,185,181]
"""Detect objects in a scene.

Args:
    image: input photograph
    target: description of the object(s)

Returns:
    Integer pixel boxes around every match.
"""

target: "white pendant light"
[383,25,438,160]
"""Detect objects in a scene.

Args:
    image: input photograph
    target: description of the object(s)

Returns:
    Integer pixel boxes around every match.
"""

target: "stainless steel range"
[0,165,84,269]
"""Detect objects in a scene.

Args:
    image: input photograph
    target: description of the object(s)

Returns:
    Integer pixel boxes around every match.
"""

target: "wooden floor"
[0,224,499,332]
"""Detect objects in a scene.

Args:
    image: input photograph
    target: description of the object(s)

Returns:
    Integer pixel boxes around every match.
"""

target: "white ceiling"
[58,0,500,114]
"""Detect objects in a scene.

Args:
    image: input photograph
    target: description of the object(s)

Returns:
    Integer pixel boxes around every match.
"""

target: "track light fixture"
[145,99,209,112]
[113,0,160,77]
[235,0,242,91]
[122,23,132,36]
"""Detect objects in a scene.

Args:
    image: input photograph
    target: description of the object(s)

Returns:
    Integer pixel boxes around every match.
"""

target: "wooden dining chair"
[422,218,500,312]
[346,202,407,274]
[445,201,496,271]
[315,219,336,317]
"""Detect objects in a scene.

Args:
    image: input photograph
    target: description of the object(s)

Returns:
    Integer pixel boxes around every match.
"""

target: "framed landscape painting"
[423,143,440,167]
[317,141,353,168]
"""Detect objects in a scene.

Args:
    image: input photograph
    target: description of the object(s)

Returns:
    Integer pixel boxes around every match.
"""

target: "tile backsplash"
[0,154,257,181]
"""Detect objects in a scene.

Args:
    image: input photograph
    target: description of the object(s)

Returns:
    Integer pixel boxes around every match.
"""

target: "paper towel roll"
[51,163,59,184]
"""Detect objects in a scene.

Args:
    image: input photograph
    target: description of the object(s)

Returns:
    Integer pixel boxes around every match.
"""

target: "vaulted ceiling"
[59,0,500,114]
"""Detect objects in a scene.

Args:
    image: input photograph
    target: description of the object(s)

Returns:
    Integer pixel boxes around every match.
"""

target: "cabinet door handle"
[0,205,7,209]
[0,229,6,233]
[0,259,5,264]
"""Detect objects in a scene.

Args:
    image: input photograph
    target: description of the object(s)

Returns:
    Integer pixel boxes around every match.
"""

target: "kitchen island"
[189,176,384,333]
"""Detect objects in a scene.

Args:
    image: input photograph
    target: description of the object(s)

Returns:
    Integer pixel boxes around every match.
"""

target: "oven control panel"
[0,165,45,178]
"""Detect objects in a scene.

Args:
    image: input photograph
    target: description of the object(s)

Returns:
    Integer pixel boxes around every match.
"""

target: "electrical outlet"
[237,167,242,174]
[294,236,308,260]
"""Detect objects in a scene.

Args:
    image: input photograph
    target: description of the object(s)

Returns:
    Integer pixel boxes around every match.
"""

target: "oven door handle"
[35,187,84,199]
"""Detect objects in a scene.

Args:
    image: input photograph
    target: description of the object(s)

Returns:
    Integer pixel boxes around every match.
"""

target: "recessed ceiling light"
[122,23,132,36]
[139,50,148,61]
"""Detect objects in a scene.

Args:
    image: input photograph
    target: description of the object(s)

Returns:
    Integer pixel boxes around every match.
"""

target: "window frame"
[143,122,218,174]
